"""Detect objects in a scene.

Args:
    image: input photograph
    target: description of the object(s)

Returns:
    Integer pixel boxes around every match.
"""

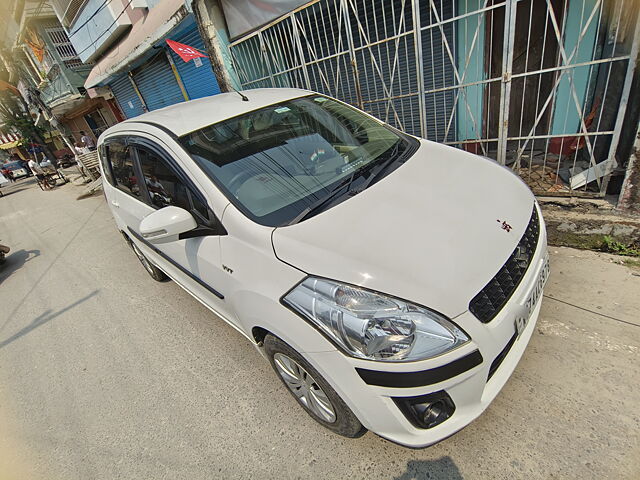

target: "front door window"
[136,147,191,210]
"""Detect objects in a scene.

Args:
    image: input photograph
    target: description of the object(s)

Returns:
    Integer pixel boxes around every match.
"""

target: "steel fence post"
[497,0,517,165]
[412,0,427,138]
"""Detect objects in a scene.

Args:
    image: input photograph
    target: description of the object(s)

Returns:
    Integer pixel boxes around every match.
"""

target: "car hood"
[272,139,535,318]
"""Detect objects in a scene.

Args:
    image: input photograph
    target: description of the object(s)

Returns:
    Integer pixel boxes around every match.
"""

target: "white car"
[2,161,30,179]
[98,88,548,447]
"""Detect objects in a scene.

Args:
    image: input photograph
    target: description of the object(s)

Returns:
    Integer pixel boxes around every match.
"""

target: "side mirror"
[139,206,197,244]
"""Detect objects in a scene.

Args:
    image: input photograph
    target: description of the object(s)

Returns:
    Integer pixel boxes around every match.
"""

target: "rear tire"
[130,241,167,282]
[264,334,366,438]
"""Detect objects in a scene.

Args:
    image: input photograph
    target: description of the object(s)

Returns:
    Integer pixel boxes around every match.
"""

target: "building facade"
[0,1,122,157]
[3,0,638,207]
[50,0,223,122]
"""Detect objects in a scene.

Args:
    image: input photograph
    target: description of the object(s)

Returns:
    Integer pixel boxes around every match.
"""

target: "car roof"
[108,88,313,138]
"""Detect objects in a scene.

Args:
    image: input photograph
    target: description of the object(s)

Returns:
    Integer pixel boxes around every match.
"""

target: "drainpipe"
[192,0,233,92]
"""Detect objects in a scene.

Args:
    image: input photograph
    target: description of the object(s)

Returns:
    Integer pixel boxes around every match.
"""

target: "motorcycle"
[0,243,9,265]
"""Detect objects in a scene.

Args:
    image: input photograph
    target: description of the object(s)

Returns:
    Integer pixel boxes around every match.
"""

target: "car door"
[128,138,235,324]
[102,138,150,235]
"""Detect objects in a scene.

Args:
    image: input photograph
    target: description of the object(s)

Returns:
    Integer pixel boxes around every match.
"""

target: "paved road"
[0,177,638,480]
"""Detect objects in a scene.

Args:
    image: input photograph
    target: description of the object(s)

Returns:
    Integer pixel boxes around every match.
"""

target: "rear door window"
[99,144,115,186]
[108,141,140,198]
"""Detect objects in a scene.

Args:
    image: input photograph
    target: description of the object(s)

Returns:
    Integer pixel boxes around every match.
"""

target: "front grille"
[470,206,540,323]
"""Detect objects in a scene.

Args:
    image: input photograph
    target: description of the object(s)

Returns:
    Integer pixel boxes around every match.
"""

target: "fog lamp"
[393,391,455,429]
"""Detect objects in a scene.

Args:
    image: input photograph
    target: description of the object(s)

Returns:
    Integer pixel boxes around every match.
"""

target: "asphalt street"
[0,176,638,480]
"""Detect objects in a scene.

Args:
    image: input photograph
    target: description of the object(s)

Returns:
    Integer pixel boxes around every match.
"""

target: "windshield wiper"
[348,141,405,196]
[287,169,360,225]
[287,141,407,225]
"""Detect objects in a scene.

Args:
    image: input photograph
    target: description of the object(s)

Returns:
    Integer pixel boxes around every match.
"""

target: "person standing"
[28,158,52,190]
[80,131,96,151]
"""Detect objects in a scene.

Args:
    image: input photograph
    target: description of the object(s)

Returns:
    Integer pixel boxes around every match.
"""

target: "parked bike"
[0,243,9,265]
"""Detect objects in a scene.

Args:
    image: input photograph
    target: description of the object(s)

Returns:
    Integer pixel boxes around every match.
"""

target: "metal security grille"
[169,21,222,100]
[131,54,185,112]
[43,24,86,71]
[229,0,640,197]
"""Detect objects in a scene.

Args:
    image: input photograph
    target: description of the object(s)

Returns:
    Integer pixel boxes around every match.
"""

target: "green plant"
[600,236,640,257]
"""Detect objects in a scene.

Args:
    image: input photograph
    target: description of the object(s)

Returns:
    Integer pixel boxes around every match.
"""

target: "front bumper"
[303,210,548,448]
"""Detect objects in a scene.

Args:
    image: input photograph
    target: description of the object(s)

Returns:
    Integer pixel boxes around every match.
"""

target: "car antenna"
[232,87,249,102]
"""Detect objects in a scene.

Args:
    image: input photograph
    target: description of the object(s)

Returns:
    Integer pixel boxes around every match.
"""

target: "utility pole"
[192,0,235,92]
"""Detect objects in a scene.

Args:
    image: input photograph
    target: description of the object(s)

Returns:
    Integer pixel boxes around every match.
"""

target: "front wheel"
[264,334,366,438]
[130,241,167,282]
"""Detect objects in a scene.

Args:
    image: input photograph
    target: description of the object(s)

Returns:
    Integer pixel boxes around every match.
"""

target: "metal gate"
[229,0,640,196]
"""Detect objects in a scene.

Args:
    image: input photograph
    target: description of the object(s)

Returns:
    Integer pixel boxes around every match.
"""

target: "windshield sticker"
[274,107,291,113]
[341,158,366,173]
[314,97,328,102]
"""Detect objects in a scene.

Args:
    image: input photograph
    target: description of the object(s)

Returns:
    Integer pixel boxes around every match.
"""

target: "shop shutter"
[169,21,221,100]
[110,74,145,118]
[132,53,185,111]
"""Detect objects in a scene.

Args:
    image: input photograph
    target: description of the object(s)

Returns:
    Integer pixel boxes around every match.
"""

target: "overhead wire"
[68,0,114,38]
[74,0,134,57]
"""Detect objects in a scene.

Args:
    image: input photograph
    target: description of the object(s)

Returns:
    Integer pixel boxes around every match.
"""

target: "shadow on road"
[393,457,463,480]
[0,249,41,283]
[0,290,100,349]
[0,186,30,197]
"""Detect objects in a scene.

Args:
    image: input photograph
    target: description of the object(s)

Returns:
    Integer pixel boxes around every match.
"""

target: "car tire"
[130,240,167,282]
[264,334,366,438]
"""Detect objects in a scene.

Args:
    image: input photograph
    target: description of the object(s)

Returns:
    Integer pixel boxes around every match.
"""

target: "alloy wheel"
[273,353,337,423]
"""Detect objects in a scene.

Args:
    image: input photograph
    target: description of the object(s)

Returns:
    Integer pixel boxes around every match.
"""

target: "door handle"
[111,200,120,208]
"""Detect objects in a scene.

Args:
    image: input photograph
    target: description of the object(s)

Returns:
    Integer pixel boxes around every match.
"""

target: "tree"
[0,88,57,163]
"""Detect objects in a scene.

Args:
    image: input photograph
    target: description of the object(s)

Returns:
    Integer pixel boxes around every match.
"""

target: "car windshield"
[179,95,413,226]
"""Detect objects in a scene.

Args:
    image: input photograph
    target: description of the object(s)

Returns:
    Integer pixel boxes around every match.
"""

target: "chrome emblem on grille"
[496,219,513,232]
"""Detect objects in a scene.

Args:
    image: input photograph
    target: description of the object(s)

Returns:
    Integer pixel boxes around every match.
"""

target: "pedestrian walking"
[80,131,96,151]
[75,141,90,155]
[28,158,52,190]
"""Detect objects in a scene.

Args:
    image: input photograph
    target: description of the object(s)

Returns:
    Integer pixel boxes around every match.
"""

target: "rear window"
[107,141,141,198]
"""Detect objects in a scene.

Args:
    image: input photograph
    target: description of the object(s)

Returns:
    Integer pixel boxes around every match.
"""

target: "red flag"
[166,39,207,62]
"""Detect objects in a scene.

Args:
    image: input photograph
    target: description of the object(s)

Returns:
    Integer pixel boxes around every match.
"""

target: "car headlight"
[283,277,469,362]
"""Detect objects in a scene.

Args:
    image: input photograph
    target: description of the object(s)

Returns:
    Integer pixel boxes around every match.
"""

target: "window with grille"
[44,25,87,71]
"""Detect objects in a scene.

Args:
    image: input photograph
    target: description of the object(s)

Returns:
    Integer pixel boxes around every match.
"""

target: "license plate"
[515,256,550,337]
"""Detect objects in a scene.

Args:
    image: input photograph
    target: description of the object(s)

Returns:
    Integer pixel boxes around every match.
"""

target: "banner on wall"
[220,0,310,39]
